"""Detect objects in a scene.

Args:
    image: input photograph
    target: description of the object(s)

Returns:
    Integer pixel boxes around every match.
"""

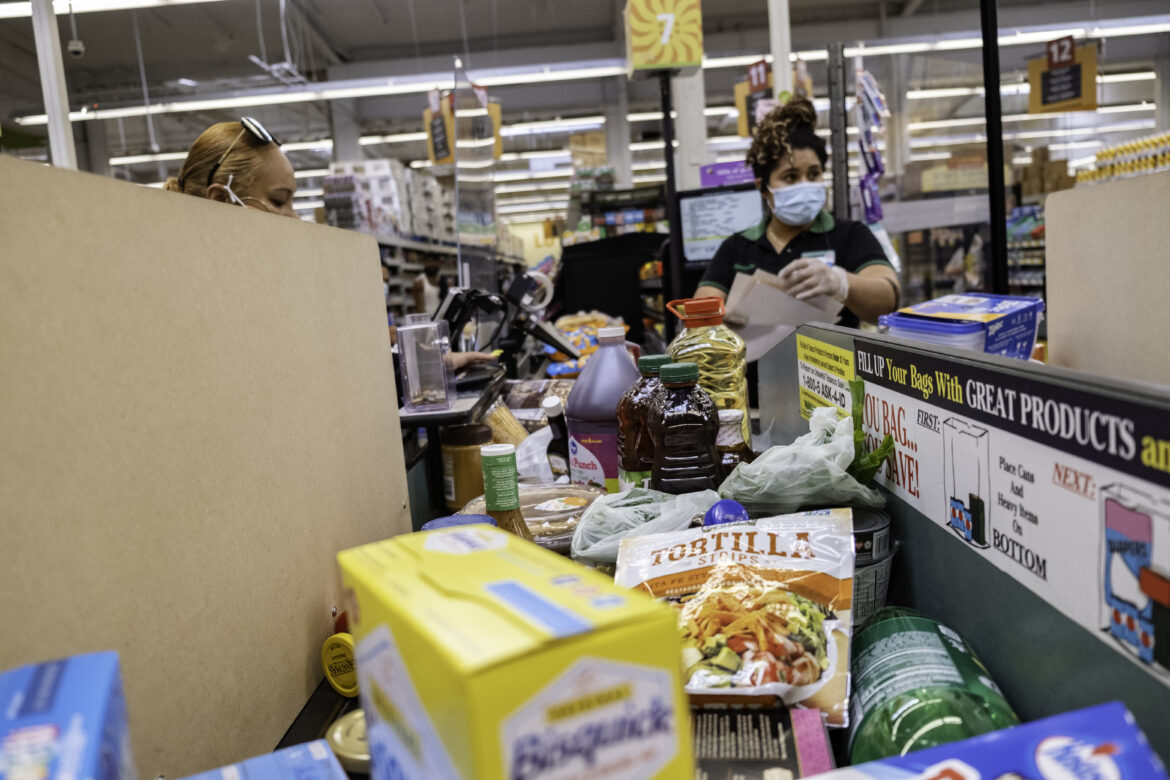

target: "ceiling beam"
[901,0,926,18]
[287,0,345,64]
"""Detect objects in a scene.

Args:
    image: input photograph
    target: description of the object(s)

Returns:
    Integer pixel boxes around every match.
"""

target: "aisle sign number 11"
[625,0,703,73]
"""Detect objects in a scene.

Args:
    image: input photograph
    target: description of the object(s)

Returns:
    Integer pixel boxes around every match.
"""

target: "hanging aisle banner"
[424,89,454,166]
[624,0,703,73]
[815,336,1170,684]
[1027,38,1097,114]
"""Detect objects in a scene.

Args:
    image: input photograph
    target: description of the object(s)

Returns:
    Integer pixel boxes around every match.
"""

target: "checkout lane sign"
[1028,36,1097,114]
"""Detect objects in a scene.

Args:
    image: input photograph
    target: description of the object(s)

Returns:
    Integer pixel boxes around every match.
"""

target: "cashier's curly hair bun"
[747,97,828,185]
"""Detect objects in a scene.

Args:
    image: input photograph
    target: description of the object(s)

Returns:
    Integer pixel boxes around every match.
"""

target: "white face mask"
[768,181,827,227]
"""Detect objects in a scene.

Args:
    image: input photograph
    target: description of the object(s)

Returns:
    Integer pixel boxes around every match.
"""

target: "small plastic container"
[461,483,604,555]
[879,293,1045,359]
[398,313,456,412]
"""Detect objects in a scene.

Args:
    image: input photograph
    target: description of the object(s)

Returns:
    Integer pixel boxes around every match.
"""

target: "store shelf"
[642,306,665,322]
[639,277,663,290]
[401,263,425,273]
[1007,240,1045,249]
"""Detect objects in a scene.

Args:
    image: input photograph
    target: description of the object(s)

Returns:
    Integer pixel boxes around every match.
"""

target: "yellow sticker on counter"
[796,335,854,419]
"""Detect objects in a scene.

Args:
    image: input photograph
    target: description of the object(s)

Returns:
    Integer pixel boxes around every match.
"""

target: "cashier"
[695,98,900,327]
[164,117,298,219]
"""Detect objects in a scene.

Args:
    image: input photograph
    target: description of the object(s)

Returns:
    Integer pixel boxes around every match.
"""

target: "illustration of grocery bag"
[1099,484,1170,670]
[943,418,990,548]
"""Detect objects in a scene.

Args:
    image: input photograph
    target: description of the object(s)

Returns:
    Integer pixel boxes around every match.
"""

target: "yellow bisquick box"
[337,525,693,780]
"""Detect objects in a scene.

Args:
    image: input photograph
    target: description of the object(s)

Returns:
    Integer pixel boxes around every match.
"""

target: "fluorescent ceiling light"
[492,169,572,182]
[282,139,333,152]
[1013,156,1033,165]
[498,200,569,214]
[501,213,566,224]
[498,150,571,162]
[295,188,324,198]
[1098,71,1157,83]
[909,152,953,162]
[0,0,228,18]
[109,150,187,165]
[908,119,1154,149]
[1048,140,1102,151]
[496,195,564,206]
[456,138,496,148]
[294,168,329,179]
[495,182,570,194]
[360,132,428,145]
[909,103,1155,131]
[455,108,489,118]
[1069,155,1098,169]
[294,200,324,210]
[475,65,625,88]
[628,111,667,122]
[632,174,667,184]
[500,116,605,137]
[633,161,666,171]
[1088,22,1170,37]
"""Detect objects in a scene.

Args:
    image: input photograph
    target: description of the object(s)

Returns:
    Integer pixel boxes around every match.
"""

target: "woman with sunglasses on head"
[695,98,900,326]
[164,117,299,219]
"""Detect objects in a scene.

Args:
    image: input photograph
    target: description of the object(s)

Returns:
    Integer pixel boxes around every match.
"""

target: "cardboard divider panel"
[0,157,411,777]
[1046,169,1170,389]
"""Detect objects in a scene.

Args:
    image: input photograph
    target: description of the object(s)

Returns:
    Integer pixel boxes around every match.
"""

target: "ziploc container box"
[879,293,1044,359]
[0,651,135,780]
[337,525,693,780]
[177,740,345,780]
[816,701,1167,780]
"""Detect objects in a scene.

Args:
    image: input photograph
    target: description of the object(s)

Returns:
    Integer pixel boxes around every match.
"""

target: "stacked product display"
[1077,131,1170,185]
[323,158,455,243]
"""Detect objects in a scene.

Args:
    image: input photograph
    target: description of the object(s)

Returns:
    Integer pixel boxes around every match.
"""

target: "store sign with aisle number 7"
[624,0,703,73]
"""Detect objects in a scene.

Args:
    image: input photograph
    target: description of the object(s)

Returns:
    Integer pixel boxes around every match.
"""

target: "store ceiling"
[1,0,1166,187]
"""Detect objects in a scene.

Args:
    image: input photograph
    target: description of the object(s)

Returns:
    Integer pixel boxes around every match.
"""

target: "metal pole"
[767,0,793,98]
[827,42,849,221]
[660,71,685,341]
[980,0,1009,295]
[30,0,78,169]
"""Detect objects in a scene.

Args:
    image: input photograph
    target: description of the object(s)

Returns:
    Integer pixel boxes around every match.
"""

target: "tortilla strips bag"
[615,508,855,726]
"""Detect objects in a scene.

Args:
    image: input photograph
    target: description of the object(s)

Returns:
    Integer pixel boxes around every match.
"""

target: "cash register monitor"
[678,183,766,268]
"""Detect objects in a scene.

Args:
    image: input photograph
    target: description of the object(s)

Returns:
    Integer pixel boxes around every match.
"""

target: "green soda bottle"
[848,607,1019,764]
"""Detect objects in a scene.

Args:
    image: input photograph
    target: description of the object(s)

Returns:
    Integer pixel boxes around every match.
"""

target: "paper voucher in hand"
[724,270,842,361]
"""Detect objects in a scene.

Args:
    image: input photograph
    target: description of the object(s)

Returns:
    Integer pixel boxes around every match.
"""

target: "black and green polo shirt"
[699,210,892,329]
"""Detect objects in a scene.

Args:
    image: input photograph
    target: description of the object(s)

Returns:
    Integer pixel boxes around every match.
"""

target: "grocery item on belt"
[617,354,671,491]
[692,707,835,779]
[570,487,720,565]
[0,652,135,780]
[337,525,694,780]
[483,399,529,447]
[879,293,1045,360]
[648,362,722,495]
[848,607,1017,763]
[666,297,751,444]
[720,407,885,514]
[614,508,855,726]
[502,379,575,430]
[461,483,604,555]
[179,740,346,780]
[479,443,533,541]
[565,327,641,492]
[440,423,492,512]
[818,702,1166,780]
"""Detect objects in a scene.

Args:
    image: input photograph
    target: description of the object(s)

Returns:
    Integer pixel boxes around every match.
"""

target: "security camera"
[67,38,85,59]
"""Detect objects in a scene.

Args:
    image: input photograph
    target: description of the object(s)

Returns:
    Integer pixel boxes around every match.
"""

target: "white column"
[330,99,362,163]
[767,0,793,98]
[30,0,77,170]
[885,54,910,180]
[602,77,633,189]
[1157,42,1170,133]
[671,68,710,191]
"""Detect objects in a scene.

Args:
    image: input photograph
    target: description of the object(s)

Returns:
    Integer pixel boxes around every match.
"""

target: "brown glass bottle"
[715,408,756,477]
[649,362,721,495]
[617,354,671,491]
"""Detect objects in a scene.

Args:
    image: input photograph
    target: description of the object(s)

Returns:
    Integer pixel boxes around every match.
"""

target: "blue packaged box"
[816,702,1166,779]
[0,652,135,780]
[881,293,1045,359]
[178,740,346,780]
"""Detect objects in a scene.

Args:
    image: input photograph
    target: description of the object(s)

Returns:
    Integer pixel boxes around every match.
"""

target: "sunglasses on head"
[204,117,279,187]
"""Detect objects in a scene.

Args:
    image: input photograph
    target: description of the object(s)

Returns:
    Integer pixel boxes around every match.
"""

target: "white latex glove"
[778,257,850,302]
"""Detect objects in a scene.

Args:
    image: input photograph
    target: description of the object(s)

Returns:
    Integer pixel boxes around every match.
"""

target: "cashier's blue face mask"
[768,181,826,227]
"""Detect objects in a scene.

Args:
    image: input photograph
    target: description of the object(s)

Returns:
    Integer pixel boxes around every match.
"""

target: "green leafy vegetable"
[846,379,896,486]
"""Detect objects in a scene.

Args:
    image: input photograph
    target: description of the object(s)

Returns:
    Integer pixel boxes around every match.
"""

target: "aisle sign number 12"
[625,0,703,72]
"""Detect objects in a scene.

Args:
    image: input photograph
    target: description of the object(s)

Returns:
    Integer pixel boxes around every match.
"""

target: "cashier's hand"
[446,351,498,372]
[779,258,850,303]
